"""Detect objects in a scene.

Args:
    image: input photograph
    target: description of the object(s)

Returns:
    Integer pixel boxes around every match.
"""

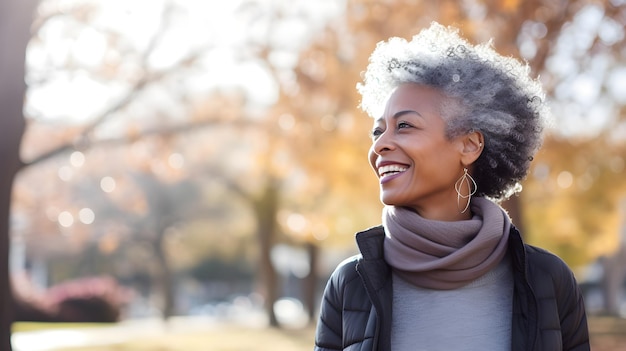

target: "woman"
[314,23,589,351]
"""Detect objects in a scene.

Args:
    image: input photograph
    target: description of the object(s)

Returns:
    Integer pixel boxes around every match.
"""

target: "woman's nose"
[372,131,394,154]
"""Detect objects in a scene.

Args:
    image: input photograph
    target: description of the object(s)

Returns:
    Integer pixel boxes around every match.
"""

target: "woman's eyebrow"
[375,110,423,122]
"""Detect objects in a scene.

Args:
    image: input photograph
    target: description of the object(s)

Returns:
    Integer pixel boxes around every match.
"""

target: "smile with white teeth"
[378,164,408,177]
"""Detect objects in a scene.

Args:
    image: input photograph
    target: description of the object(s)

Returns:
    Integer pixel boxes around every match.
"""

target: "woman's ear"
[460,131,484,165]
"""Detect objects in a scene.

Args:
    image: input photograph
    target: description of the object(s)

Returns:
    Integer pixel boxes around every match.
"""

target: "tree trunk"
[152,233,175,320]
[0,1,37,349]
[601,247,626,315]
[255,181,280,327]
[302,241,319,323]
[0,165,17,351]
[258,230,279,326]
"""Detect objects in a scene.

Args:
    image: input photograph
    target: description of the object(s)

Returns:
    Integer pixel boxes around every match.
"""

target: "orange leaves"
[498,0,522,13]
[523,135,626,267]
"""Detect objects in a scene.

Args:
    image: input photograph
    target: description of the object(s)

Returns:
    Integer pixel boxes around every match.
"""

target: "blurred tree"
[14,1,240,322]
[525,136,626,266]
[14,131,241,319]
[524,134,626,314]
[0,0,39,349]
[101,170,203,319]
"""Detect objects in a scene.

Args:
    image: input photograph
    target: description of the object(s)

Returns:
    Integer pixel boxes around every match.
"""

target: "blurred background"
[1,0,626,350]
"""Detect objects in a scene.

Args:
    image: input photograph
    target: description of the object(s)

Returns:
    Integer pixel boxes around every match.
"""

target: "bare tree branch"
[79,0,174,137]
[20,1,220,170]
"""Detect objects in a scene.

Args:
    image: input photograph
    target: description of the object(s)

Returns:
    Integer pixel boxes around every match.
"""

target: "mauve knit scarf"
[383,197,511,290]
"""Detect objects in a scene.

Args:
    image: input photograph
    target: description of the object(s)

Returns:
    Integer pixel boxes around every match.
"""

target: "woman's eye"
[371,129,383,138]
[398,122,411,129]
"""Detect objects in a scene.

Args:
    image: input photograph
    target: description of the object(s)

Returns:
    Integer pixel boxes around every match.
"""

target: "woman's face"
[368,83,468,220]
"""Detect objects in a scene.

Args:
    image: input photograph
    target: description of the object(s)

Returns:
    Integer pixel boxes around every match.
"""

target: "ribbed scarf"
[383,197,511,290]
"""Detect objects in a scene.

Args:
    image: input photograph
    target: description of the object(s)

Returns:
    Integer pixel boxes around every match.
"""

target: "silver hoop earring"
[455,168,477,213]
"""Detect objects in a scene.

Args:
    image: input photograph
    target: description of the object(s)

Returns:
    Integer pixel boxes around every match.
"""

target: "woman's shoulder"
[522,243,580,288]
[510,228,575,279]
[524,244,569,269]
[330,254,362,283]
[320,254,364,303]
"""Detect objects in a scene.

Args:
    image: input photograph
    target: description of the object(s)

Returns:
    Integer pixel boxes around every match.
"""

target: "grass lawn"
[13,323,111,333]
[12,315,626,351]
[15,322,316,351]
[91,327,313,351]
[588,316,626,351]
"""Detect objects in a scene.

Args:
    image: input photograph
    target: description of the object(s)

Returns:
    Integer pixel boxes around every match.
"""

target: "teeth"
[378,165,408,176]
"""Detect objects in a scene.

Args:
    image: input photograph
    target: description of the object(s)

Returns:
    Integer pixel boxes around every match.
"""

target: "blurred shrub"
[13,275,132,323]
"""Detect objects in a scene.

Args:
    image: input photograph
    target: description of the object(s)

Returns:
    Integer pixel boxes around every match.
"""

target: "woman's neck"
[410,205,473,222]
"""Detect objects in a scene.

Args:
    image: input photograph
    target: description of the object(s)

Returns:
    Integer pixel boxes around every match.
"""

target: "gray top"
[390,255,514,351]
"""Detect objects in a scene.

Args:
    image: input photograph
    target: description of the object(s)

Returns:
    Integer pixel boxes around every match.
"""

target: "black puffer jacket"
[314,225,589,351]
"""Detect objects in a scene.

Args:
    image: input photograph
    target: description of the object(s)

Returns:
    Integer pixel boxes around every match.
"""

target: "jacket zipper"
[356,260,382,351]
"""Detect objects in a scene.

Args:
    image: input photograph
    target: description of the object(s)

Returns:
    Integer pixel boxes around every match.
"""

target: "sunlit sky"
[26,0,343,124]
[544,3,626,137]
[24,0,626,138]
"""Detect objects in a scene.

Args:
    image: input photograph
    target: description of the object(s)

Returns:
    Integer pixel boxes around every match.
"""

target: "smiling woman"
[314,22,590,351]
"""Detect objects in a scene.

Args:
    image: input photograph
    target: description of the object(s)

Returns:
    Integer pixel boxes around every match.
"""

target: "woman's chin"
[380,195,403,207]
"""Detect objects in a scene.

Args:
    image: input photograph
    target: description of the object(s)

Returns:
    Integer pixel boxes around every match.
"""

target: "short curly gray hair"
[357,22,550,200]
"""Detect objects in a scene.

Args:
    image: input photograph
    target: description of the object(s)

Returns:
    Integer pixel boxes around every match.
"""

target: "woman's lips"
[378,164,408,184]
